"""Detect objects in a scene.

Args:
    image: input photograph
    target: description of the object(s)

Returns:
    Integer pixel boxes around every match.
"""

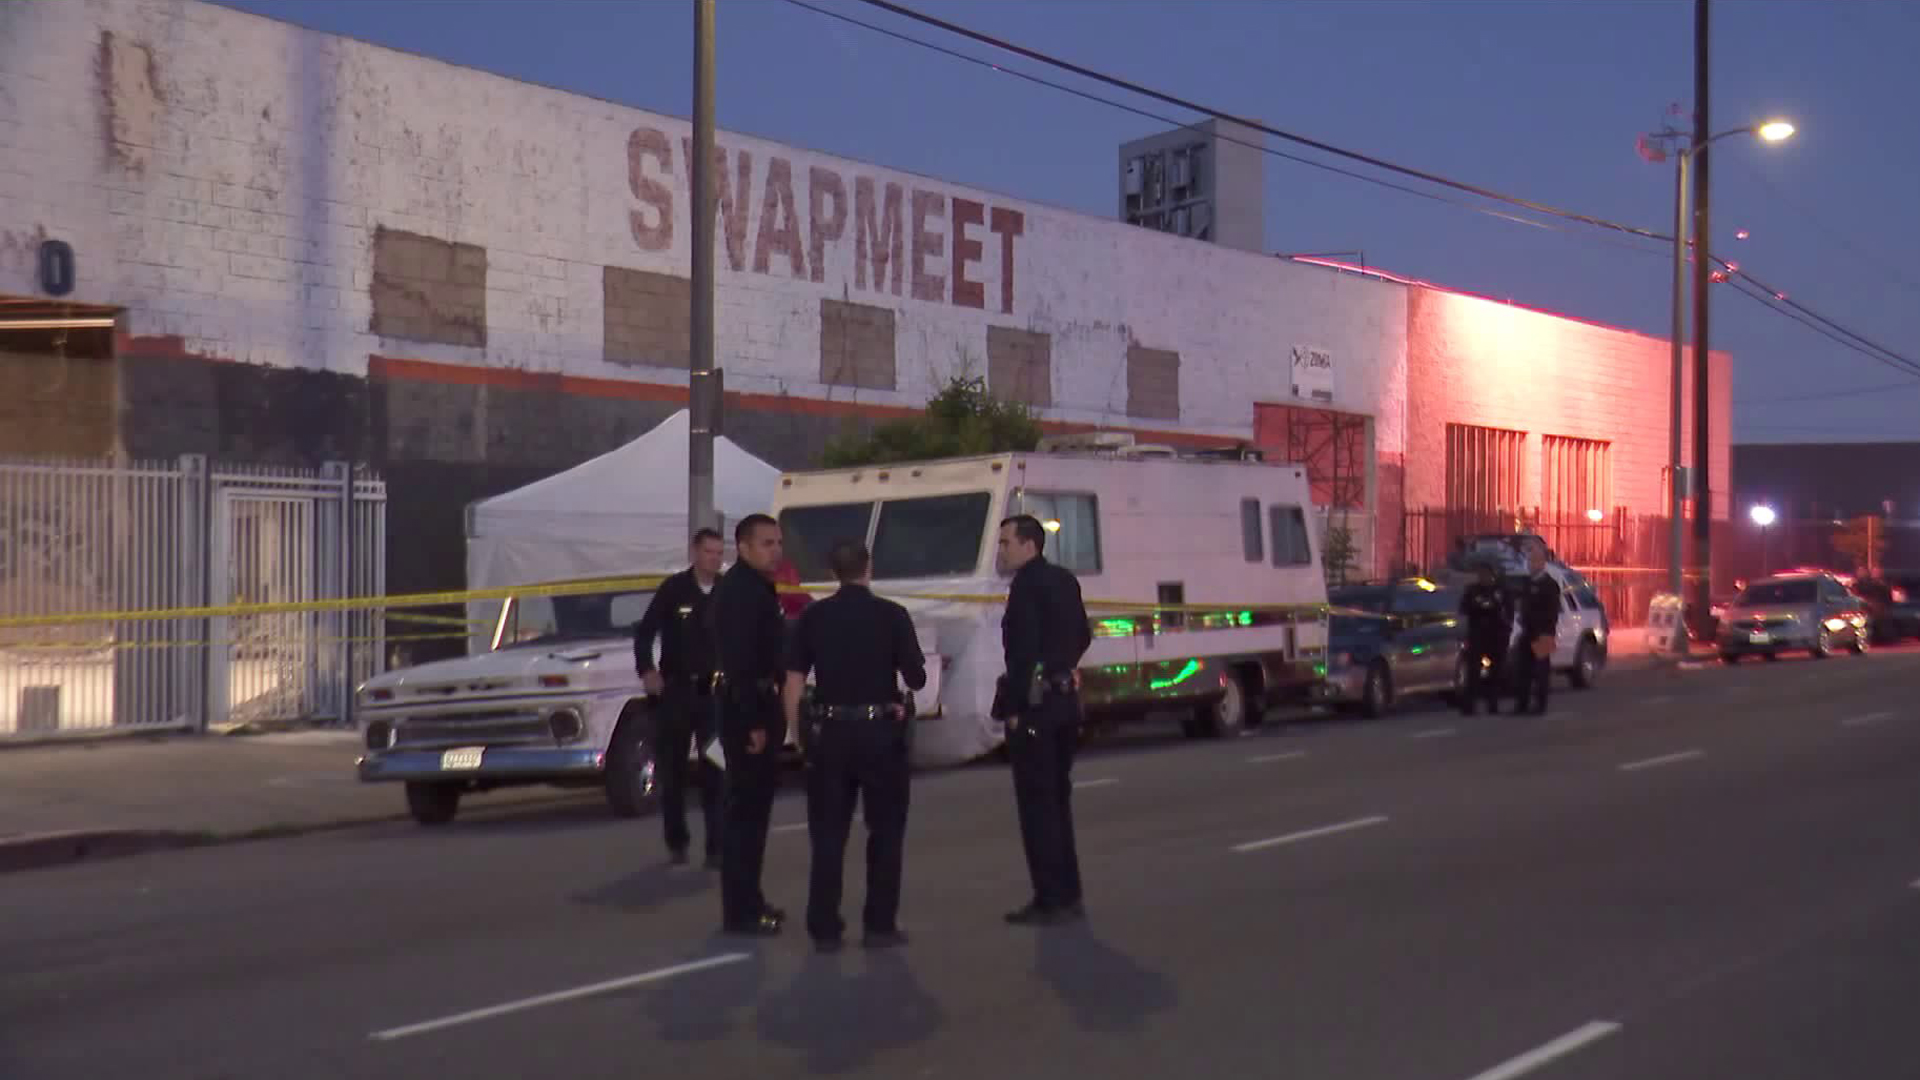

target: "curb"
[0,791,605,877]
[0,829,208,875]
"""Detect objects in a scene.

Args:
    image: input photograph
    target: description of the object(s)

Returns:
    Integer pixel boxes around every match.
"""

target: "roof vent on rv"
[1118,443,1178,458]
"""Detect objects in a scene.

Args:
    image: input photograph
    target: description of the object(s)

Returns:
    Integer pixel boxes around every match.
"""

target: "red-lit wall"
[1402,285,1732,520]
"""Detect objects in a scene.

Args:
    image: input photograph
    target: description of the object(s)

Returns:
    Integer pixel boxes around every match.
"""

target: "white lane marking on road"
[770,822,808,834]
[1841,711,1895,728]
[369,954,751,1041]
[1232,815,1389,853]
[1410,727,1457,739]
[1246,750,1308,764]
[1619,749,1705,772]
[1073,777,1118,789]
[1461,1020,1622,1080]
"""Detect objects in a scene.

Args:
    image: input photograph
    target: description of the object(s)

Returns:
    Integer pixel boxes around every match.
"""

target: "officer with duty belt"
[991,514,1093,926]
[633,527,728,867]
[1511,540,1562,716]
[1457,560,1510,716]
[710,513,790,936]
[781,539,925,952]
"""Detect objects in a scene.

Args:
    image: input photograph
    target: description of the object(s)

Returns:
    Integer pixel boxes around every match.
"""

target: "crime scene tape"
[0,631,474,653]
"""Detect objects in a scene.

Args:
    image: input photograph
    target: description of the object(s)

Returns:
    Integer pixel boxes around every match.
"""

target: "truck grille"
[391,711,553,750]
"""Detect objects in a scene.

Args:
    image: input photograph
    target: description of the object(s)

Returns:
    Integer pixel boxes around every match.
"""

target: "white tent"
[460,410,782,648]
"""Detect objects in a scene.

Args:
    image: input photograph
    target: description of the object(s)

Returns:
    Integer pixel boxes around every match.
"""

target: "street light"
[1585,508,1606,524]
[1750,504,1777,577]
[1641,117,1795,653]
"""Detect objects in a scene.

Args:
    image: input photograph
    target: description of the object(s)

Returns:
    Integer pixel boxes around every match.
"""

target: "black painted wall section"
[114,355,880,661]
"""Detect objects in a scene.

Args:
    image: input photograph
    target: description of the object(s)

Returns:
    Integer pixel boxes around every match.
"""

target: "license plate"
[1748,631,1770,645]
[441,746,485,770]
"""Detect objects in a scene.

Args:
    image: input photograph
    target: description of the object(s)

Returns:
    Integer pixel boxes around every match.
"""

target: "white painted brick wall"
[1405,287,1733,518]
[0,0,1406,455]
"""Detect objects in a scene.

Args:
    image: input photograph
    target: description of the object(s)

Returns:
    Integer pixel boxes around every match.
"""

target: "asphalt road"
[7,648,1920,1080]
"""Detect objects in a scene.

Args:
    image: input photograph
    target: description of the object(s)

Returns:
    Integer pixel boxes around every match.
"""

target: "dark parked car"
[1316,579,1467,717]
[1853,576,1920,643]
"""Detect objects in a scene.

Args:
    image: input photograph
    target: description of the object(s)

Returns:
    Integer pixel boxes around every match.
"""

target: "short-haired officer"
[710,513,789,936]
[633,527,727,867]
[1512,540,1561,715]
[782,539,926,952]
[992,513,1093,926]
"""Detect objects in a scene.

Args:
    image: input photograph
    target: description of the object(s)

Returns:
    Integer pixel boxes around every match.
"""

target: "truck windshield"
[778,492,993,582]
[499,589,654,649]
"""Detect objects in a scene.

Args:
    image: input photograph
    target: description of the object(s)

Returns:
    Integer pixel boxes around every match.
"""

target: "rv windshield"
[778,502,875,582]
[778,493,993,582]
[872,492,992,579]
[498,589,653,649]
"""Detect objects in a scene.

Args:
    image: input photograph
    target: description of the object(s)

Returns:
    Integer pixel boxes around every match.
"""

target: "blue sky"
[218,0,1920,445]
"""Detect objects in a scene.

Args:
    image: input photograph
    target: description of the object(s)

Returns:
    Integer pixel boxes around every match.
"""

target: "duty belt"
[813,704,896,721]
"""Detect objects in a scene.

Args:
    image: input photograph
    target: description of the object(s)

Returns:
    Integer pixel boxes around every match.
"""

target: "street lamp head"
[1757,120,1795,143]
[1750,504,1778,528]
[1585,508,1606,523]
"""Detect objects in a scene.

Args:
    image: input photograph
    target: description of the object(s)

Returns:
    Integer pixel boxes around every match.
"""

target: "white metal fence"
[0,454,386,739]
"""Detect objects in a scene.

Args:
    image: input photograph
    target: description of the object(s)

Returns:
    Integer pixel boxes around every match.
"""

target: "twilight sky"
[218,0,1920,445]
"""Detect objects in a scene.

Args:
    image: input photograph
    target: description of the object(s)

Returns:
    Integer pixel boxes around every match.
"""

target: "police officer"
[710,513,789,936]
[781,539,926,952]
[992,514,1093,926]
[1457,560,1510,716]
[633,527,726,867]
[1512,540,1561,715]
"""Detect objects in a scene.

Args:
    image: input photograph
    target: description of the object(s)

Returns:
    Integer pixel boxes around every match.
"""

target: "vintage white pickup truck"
[354,582,665,825]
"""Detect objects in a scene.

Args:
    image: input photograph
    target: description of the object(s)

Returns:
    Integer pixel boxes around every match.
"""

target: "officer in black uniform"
[992,514,1093,926]
[1457,560,1510,716]
[1512,540,1562,715]
[633,527,727,867]
[782,539,926,952]
[710,513,789,936]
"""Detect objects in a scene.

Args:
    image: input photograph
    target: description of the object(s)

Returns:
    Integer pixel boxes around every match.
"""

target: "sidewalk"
[0,730,591,874]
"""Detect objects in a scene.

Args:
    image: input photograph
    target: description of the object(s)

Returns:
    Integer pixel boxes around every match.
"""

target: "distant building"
[1118,118,1266,253]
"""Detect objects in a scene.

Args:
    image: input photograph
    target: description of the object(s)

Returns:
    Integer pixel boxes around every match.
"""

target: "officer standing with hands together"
[782,539,925,952]
[1457,560,1510,717]
[632,527,726,867]
[710,513,790,936]
[1513,539,1562,716]
[992,514,1093,926]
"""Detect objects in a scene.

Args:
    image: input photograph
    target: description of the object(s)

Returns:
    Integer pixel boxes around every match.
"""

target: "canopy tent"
[461,410,782,649]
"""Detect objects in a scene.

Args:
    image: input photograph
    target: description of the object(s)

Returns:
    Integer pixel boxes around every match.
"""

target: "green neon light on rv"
[1150,658,1202,691]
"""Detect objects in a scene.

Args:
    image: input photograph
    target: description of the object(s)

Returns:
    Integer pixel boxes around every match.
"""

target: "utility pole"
[1689,0,1713,637]
[688,0,721,537]
[1666,146,1690,651]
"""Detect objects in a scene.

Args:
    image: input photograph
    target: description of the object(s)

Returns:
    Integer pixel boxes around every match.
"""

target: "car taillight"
[367,688,393,702]
[1893,588,1908,604]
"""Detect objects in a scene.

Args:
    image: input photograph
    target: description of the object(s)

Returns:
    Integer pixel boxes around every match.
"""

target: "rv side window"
[1021,491,1101,574]
[778,502,876,581]
[1240,499,1263,563]
[1268,505,1313,568]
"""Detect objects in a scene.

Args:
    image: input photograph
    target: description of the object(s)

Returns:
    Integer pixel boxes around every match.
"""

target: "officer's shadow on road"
[633,936,772,1045]
[1034,922,1179,1035]
[568,861,714,914]
[754,950,945,1074]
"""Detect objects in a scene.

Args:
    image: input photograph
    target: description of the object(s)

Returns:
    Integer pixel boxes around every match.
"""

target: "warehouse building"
[1,0,1730,609]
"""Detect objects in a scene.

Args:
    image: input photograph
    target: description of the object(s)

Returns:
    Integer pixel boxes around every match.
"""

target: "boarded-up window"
[1126,345,1179,421]
[988,327,1051,408]
[1542,435,1612,521]
[603,266,691,369]
[369,226,486,347]
[819,299,897,391]
[1444,423,1526,515]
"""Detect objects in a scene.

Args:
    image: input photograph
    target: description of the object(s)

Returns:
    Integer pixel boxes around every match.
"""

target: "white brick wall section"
[0,0,1405,450]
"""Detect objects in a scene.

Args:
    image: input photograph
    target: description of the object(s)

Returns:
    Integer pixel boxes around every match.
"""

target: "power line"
[808,0,1920,385]
[778,0,1671,263]
[847,0,1671,244]
[1727,156,1920,302]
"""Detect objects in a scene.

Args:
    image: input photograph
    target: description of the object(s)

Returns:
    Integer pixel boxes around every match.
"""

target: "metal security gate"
[0,454,385,739]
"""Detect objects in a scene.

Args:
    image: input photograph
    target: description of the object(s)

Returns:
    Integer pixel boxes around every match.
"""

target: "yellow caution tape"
[0,631,474,652]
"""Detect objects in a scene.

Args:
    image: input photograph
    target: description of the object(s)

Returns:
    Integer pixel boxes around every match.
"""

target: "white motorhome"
[771,434,1331,767]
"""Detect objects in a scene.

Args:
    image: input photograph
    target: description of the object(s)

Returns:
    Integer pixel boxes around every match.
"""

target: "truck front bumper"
[356,747,605,783]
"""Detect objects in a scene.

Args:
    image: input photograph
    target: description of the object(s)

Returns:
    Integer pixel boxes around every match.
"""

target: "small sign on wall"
[1291,345,1334,403]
